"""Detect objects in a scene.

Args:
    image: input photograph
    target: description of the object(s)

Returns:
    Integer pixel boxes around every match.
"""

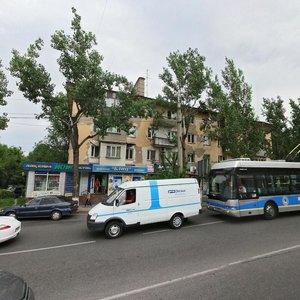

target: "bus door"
[237,173,259,216]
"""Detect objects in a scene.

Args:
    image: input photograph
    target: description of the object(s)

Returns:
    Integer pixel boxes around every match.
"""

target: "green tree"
[9,8,146,200]
[0,60,12,130]
[207,58,265,159]
[0,144,25,188]
[288,98,300,160]
[158,48,211,172]
[261,96,290,159]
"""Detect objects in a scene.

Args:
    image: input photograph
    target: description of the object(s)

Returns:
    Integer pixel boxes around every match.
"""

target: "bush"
[0,189,14,199]
[0,199,15,208]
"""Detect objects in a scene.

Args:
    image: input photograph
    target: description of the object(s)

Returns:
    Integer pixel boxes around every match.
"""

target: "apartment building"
[68,77,224,195]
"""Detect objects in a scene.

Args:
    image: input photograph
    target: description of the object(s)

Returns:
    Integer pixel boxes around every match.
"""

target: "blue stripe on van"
[95,202,200,217]
[149,180,161,209]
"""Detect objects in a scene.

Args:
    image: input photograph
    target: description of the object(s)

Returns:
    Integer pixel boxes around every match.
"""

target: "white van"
[87,178,202,238]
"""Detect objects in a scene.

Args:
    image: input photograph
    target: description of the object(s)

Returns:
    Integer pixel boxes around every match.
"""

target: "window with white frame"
[188,134,195,143]
[187,153,195,163]
[147,127,155,139]
[91,145,100,157]
[168,131,176,140]
[167,111,177,120]
[126,145,134,160]
[202,135,211,146]
[128,126,137,138]
[107,127,121,134]
[218,155,225,162]
[147,149,156,161]
[106,145,121,158]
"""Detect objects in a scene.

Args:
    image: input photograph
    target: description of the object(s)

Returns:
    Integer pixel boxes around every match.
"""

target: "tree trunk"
[71,122,80,204]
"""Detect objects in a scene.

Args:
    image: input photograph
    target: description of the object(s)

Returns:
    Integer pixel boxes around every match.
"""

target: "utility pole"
[177,90,183,173]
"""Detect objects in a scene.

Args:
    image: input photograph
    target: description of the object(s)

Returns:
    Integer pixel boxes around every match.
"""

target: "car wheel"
[105,221,123,239]
[169,213,184,229]
[264,202,278,220]
[6,212,17,218]
[51,210,62,221]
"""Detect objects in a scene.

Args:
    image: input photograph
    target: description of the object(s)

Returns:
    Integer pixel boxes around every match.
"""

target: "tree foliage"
[0,144,25,188]
[0,60,12,130]
[9,7,146,199]
[261,96,290,159]
[207,58,265,159]
[158,48,211,169]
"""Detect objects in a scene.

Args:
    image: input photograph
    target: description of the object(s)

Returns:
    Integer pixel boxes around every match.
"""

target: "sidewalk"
[76,205,92,215]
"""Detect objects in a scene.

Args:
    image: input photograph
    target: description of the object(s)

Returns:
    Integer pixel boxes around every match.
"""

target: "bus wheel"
[264,202,278,220]
[169,214,184,229]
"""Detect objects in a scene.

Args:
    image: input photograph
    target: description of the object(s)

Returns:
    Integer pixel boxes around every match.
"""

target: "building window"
[128,126,137,138]
[147,150,156,161]
[34,172,60,192]
[202,135,211,146]
[187,153,195,163]
[147,127,155,139]
[218,155,224,162]
[107,127,121,134]
[188,134,195,144]
[218,139,221,148]
[91,145,100,157]
[106,145,121,158]
[167,111,177,120]
[126,145,134,160]
[168,131,176,140]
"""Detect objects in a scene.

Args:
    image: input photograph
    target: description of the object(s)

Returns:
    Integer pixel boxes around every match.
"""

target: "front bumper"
[87,215,105,232]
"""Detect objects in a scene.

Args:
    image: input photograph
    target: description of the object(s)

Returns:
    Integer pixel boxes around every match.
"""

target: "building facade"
[67,77,225,195]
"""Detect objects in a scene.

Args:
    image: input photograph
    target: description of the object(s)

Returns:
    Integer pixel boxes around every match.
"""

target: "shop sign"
[92,165,148,174]
[24,162,92,172]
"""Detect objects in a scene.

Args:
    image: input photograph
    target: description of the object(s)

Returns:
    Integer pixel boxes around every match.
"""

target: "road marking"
[143,220,224,235]
[0,241,96,256]
[99,243,300,300]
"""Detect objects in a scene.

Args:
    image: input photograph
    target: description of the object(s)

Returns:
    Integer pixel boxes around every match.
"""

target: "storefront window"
[34,172,60,192]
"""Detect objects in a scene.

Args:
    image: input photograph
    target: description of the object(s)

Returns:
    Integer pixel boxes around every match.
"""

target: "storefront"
[24,162,92,198]
[91,165,148,195]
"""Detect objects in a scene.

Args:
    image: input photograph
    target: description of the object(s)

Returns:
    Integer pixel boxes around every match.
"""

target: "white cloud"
[1,0,300,151]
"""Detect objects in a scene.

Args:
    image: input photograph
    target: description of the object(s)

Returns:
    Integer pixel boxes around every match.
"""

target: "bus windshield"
[208,169,236,200]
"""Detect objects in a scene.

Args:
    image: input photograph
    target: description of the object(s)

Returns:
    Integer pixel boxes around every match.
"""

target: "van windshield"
[102,188,124,206]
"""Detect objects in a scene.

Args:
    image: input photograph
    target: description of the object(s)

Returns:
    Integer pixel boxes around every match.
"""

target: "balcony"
[153,137,176,148]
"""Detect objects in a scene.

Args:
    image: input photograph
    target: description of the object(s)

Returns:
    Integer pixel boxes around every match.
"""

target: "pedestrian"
[85,191,92,207]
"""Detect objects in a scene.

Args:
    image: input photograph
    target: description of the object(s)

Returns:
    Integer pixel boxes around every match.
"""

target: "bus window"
[237,175,257,199]
[255,175,268,196]
[290,174,300,193]
[209,171,236,200]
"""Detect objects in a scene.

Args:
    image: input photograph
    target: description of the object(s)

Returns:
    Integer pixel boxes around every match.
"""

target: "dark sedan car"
[0,196,78,221]
[0,270,35,300]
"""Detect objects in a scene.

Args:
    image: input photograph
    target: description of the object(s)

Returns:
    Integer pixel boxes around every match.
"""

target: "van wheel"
[264,202,278,220]
[105,221,123,239]
[169,214,184,229]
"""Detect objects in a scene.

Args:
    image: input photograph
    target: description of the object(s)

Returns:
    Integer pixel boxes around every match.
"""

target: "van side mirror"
[115,199,119,207]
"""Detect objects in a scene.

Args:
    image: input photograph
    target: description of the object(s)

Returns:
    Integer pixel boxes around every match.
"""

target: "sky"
[0,0,300,153]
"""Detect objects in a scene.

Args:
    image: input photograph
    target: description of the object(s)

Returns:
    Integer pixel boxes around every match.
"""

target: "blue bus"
[206,159,300,219]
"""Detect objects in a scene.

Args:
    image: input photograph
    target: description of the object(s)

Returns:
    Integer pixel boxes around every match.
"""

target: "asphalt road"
[2,208,300,300]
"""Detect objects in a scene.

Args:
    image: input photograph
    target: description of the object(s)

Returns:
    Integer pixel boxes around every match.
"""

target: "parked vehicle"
[0,195,78,221]
[87,178,202,238]
[0,217,21,243]
[0,270,35,300]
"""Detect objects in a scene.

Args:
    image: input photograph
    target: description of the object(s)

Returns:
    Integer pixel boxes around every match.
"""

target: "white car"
[0,216,21,243]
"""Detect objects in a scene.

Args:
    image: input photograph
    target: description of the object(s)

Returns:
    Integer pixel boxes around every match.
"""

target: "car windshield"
[102,188,124,206]
[208,169,236,201]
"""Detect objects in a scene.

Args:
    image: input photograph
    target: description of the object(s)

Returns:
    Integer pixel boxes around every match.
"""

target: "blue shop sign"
[24,162,92,172]
[92,165,148,174]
